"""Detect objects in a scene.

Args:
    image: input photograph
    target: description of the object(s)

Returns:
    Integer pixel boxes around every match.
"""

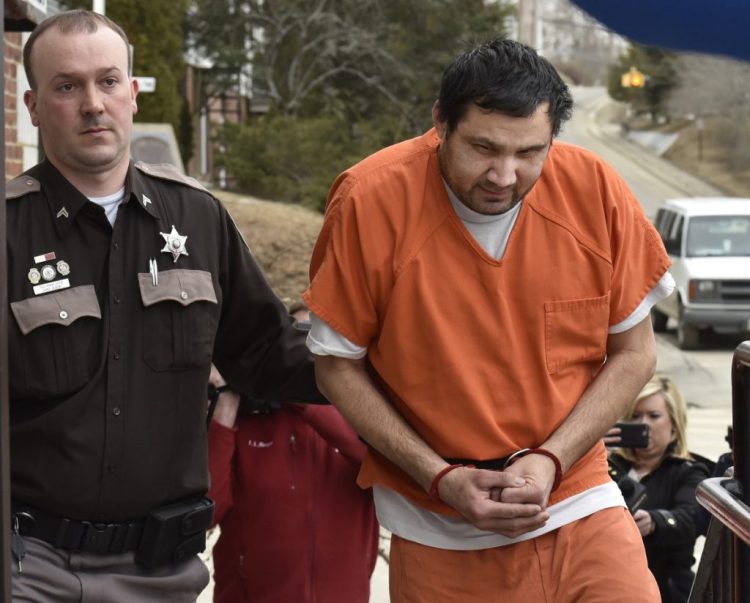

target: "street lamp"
[621,65,646,88]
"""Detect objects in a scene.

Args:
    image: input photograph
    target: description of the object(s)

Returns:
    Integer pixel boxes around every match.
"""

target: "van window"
[687,215,750,257]
[657,210,682,256]
[656,210,674,241]
[668,215,684,256]
[654,209,666,236]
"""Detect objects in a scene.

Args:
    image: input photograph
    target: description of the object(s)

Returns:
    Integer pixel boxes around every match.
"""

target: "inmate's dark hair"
[23,9,131,90]
[435,38,573,137]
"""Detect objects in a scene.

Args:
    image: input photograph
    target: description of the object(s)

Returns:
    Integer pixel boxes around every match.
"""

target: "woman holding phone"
[607,375,710,603]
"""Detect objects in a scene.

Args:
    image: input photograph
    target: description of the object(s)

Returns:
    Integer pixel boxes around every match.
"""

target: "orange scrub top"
[304,129,670,514]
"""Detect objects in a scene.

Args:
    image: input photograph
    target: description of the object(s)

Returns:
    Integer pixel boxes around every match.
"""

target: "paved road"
[563,86,723,219]
[201,86,740,602]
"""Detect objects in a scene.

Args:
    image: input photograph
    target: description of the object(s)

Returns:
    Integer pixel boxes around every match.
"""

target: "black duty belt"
[11,501,143,555]
[443,455,512,471]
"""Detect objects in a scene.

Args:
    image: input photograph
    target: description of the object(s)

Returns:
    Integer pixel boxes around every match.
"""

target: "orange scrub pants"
[389,507,660,603]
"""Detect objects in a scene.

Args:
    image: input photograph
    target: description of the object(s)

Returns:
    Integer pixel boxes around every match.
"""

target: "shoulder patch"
[6,175,41,200]
[135,162,211,194]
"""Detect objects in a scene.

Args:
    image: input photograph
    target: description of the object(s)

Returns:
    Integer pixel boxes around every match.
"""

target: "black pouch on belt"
[135,497,214,569]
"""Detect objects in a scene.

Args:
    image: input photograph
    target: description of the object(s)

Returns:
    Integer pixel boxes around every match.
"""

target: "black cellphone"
[614,422,650,448]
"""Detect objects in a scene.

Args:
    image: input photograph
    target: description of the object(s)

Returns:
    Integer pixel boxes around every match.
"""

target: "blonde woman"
[608,375,710,603]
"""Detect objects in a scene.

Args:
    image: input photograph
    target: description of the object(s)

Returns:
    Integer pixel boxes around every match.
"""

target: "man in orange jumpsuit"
[304,39,672,601]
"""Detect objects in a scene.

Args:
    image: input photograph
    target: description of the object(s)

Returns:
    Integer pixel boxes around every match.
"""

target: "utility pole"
[535,0,544,55]
[518,0,541,51]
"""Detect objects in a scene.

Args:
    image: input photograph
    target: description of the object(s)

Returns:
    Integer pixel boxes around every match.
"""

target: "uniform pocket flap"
[138,269,218,307]
[10,285,101,335]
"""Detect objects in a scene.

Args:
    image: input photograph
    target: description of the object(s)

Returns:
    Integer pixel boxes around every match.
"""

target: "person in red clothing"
[207,304,380,603]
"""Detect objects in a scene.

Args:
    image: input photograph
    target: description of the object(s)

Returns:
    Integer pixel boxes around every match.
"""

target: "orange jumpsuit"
[305,129,667,601]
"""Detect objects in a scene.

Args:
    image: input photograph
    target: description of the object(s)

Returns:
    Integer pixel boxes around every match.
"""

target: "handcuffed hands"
[436,465,550,538]
[499,452,558,509]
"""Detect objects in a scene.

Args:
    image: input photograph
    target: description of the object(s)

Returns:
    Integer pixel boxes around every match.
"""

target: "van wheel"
[651,308,668,332]
[677,304,700,350]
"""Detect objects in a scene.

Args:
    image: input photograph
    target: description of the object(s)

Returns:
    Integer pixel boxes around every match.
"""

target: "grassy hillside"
[662,117,750,198]
[214,190,324,309]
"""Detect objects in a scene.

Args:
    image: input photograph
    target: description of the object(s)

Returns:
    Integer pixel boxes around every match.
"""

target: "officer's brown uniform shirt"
[7,160,321,522]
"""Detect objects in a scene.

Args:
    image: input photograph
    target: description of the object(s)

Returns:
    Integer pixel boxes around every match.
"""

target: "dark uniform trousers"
[11,536,209,602]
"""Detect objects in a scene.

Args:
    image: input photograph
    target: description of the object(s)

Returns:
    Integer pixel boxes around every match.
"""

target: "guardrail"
[690,341,750,602]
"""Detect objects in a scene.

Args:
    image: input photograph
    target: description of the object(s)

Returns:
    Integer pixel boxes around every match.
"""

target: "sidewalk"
[577,86,724,199]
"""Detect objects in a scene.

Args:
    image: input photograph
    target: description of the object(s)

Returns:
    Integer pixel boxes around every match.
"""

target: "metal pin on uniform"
[149,258,159,287]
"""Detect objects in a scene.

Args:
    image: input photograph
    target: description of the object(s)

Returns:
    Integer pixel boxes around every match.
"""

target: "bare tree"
[259,0,409,114]
[666,53,750,173]
[667,53,750,119]
[188,0,405,117]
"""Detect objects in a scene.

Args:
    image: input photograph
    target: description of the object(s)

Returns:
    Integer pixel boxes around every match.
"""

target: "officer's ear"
[130,77,139,115]
[24,90,40,127]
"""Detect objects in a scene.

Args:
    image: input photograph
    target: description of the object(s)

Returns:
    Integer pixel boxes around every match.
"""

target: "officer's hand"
[437,466,550,538]
[209,365,226,390]
[208,365,240,429]
[212,393,241,429]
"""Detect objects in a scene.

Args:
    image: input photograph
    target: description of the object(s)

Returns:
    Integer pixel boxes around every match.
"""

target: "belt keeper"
[54,517,71,549]
[504,447,563,492]
[428,464,464,502]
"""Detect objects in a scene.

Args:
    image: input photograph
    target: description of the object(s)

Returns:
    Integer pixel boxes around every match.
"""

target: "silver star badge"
[160,225,189,263]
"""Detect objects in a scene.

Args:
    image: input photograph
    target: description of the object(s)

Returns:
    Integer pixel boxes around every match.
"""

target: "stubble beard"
[442,165,522,216]
[467,185,522,215]
[438,143,524,216]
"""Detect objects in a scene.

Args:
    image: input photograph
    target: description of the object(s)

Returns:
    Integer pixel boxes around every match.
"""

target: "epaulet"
[6,174,41,200]
[135,162,211,194]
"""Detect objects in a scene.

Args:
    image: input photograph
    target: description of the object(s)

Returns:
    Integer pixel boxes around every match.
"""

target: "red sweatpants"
[389,506,660,603]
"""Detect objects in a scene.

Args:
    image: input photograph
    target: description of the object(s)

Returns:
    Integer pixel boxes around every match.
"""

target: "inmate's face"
[434,102,552,215]
[24,25,138,180]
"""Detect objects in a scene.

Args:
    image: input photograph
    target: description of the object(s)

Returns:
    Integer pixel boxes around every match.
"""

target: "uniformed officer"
[7,9,324,601]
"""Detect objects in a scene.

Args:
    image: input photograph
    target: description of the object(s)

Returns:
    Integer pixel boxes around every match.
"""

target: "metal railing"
[690,341,750,602]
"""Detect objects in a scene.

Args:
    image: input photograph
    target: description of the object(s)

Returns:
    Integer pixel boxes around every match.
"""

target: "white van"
[651,198,750,349]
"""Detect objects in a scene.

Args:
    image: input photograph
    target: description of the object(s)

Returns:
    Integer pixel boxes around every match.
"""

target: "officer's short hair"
[23,9,131,90]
